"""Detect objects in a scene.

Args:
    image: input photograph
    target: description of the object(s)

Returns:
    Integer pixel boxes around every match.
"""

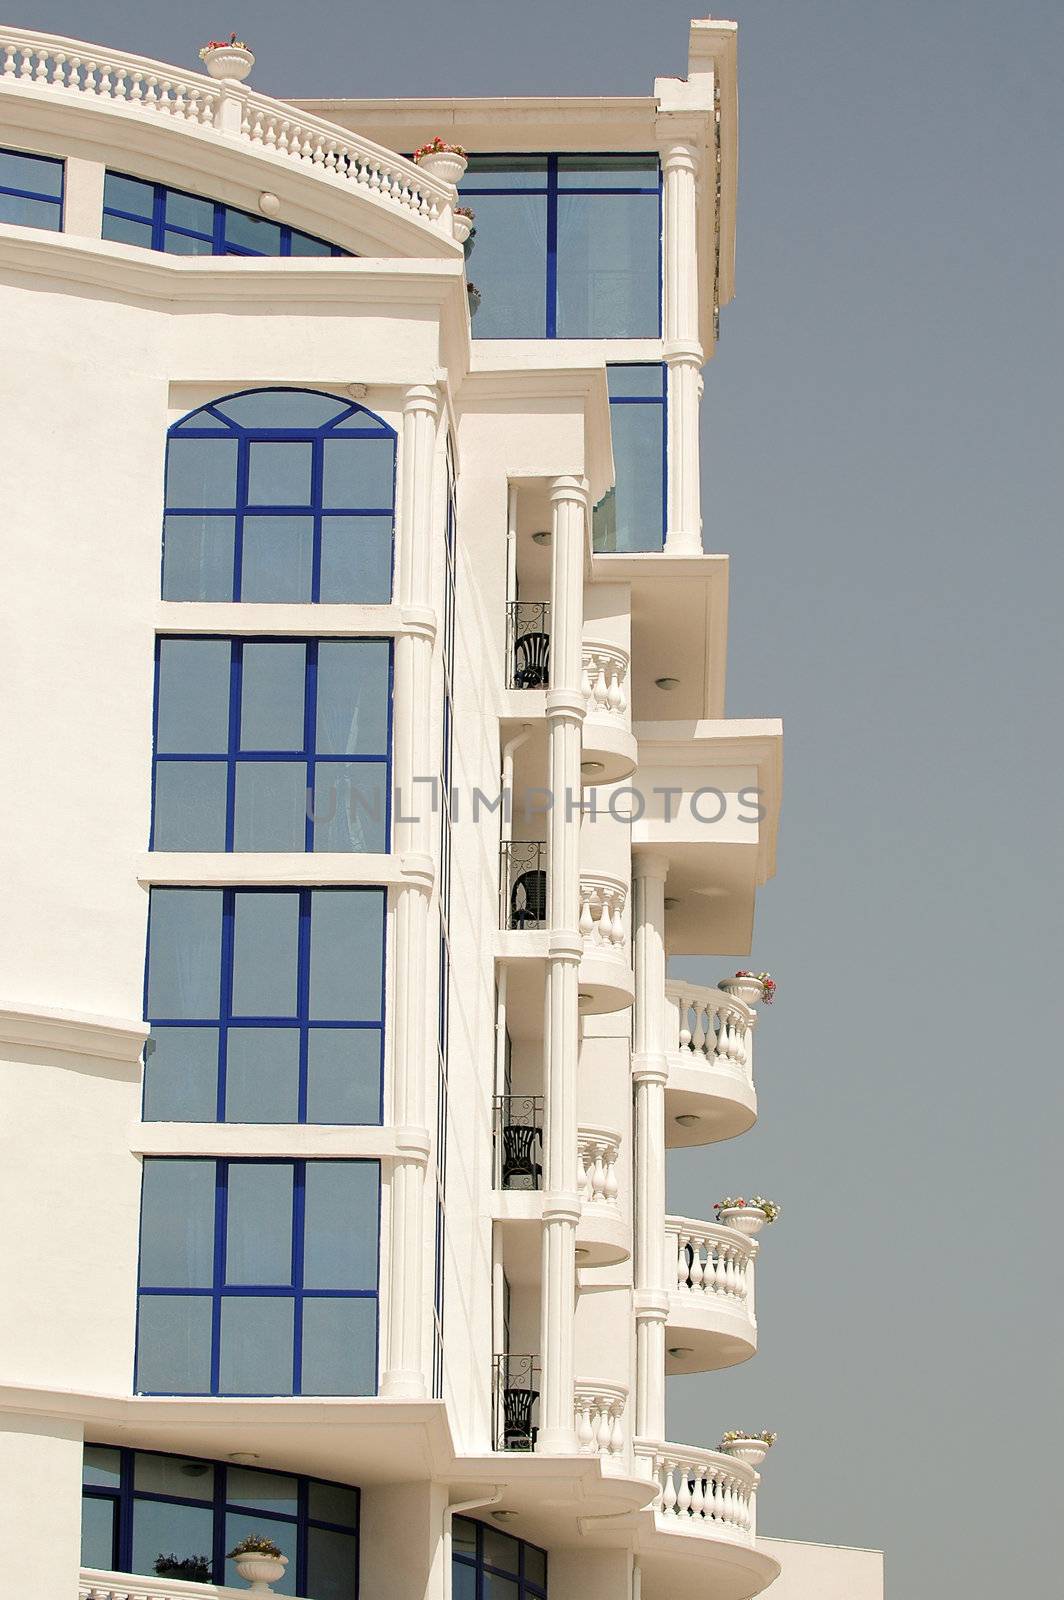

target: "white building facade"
[0,18,882,1600]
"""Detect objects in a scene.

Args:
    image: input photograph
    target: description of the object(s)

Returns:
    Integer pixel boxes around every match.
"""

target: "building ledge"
[0,1002,147,1063]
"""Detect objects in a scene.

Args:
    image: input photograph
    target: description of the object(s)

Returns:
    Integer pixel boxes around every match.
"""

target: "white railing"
[633,1441,757,1541]
[665,980,754,1082]
[581,642,630,724]
[0,28,456,235]
[578,873,627,957]
[574,1380,627,1456]
[666,1215,756,1306]
[80,1572,248,1600]
[577,1125,621,1205]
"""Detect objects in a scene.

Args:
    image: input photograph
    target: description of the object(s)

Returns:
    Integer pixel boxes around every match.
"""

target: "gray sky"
[17,1,1063,1594]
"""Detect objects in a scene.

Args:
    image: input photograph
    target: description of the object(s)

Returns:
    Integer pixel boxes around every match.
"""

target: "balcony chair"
[509,868,547,929]
[502,1385,539,1451]
[512,630,550,689]
[501,1122,543,1189]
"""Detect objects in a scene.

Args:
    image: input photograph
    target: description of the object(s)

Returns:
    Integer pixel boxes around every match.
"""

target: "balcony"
[664,981,757,1147]
[496,852,635,1015]
[492,1110,630,1266]
[633,1440,757,1545]
[581,640,637,783]
[81,1577,251,1600]
[574,1379,628,1463]
[493,1351,540,1451]
[664,1216,758,1373]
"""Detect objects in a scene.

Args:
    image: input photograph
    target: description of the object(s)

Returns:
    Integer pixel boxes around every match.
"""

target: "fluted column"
[537,474,588,1455]
[658,123,705,556]
[632,852,670,1441]
[381,383,439,1400]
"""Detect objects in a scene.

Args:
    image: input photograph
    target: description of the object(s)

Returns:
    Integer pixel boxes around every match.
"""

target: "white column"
[537,474,588,1455]
[381,383,439,1400]
[632,853,670,1442]
[658,124,705,556]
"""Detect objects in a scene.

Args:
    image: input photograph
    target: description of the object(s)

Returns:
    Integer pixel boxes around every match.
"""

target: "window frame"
[81,1443,360,1595]
[459,153,662,339]
[102,170,348,257]
[135,1156,381,1398]
[150,635,394,854]
[143,885,387,1125]
[162,388,397,605]
[452,1515,548,1599]
[593,362,668,552]
[0,144,64,230]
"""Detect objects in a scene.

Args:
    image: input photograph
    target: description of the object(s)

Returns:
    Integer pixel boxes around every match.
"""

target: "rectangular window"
[143,886,385,1124]
[81,1444,359,1593]
[136,1158,380,1396]
[593,364,667,552]
[102,171,347,257]
[0,146,63,230]
[459,154,661,339]
[151,637,392,852]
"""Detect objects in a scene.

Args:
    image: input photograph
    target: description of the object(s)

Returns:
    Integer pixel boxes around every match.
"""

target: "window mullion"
[545,156,559,339]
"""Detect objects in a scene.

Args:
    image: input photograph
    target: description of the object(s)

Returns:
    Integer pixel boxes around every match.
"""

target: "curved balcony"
[575,1125,628,1266]
[577,872,635,1014]
[574,1379,628,1462]
[634,1439,757,1545]
[81,1576,241,1600]
[581,640,637,783]
[664,982,757,1147]
[0,28,460,252]
[664,1216,757,1373]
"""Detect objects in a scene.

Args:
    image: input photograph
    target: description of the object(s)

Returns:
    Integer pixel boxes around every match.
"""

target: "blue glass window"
[151,637,392,852]
[143,886,385,1124]
[453,1517,547,1600]
[81,1444,359,1596]
[102,171,348,257]
[0,145,63,230]
[163,388,395,603]
[593,364,667,552]
[458,155,660,339]
[136,1158,380,1396]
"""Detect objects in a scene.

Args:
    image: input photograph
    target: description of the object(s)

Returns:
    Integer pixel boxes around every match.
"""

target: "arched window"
[163,388,395,604]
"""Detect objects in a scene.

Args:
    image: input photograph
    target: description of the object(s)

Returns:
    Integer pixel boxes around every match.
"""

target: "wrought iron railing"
[492,1353,541,1452]
[493,1094,544,1190]
[506,601,551,689]
[500,841,547,930]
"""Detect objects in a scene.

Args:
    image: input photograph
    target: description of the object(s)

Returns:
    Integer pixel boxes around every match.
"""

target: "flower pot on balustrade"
[720,1437,771,1468]
[453,213,475,246]
[718,975,764,1008]
[233,1552,287,1593]
[201,45,255,80]
[718,1206,767,1236]
[416,149,469,185]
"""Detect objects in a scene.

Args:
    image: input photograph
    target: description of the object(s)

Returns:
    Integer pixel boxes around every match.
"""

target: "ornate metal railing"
[506,601,551,689]
[492,1352,540,1452]
[500,840,547,930]
[493,1094,544,1190]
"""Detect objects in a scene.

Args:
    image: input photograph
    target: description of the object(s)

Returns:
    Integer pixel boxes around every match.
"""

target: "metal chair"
[510,868,547,929]
[502,1385,539,1451]
[501,1123,543,1190]
[512,630,550,688]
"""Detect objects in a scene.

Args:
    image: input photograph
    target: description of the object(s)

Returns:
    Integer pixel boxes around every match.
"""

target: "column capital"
[549,473,590,507]
[545,687,586,721]
[632,1053,668,1087]
[547,930,584,962]
[400,604,437,640]
[633,852,671,884]
[399,852,436,892]
[654,118,703,168]
[543,1193,583,1224]
[402,382,440,416]
[663,337,705,368]
[634,1292,671,1321]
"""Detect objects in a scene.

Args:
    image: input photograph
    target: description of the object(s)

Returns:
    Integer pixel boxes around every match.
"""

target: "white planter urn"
[718,1206,768,1236]
[233,1552,287,1593]
[452,213,474,245]
[721,1437,771,1468]
[202,45,255,81]
[416,149,468,185]
[718,975,765,1007]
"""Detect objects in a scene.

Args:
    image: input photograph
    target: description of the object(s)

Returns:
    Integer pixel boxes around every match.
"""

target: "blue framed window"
[163,388,395,603]
[102,171,348,258]
[136,1157,380,1396]
[81,1443,359,1597]
[143,886,385,1124]
[452,1516,547,1600]
[458,155,661,339]
[151,636,392,853]
[0,145,63,230]
[593,364,667,552]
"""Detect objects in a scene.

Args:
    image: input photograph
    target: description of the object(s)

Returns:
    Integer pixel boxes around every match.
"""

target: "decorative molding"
[0,1003,147,1063]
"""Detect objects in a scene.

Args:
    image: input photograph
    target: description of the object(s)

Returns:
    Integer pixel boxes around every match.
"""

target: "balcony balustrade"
[633,1442,757,1544]
[0,29,458,239]
[664,981,757,1146]
[577,1125,621,1206]
[81,1575,247,1600]
[664,1215,758,1373]
[500,841,547,930]
[574,1380,627,1458]
[506,601,551,689]
[580,640,637,782]
[492,1352,540,1452]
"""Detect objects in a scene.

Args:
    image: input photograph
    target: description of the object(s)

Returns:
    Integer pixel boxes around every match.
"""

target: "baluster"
[675,1230,689,1291]
[578,890,595,943]
[604,1142,619,1203]
[17,44,33,77]
[575,1395,593,1452]
[594,1399,612,1454]
[2,45,17,76]
[608,1400,624,1454]
[675,1463,693,1517]
[591,1141,606,1201]
[33,47,49,81]
[95,60,113,96]
[661,1459,678,1515]
[48,50,66,84]
[677,993,693,1051]
[689,1467,707,1521]
[692,1000,709,1057]
[707,1468,723,1520]
[610,894,625,946]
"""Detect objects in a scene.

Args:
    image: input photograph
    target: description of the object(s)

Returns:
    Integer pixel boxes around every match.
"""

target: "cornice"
[0,1002,147,1063]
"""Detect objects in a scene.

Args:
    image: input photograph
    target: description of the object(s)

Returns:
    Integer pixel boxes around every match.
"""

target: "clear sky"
[16,2,1063,1595]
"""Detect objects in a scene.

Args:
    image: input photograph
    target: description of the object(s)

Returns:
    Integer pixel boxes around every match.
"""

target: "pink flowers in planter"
[413,137,468,162]
[736,969,776,1002]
